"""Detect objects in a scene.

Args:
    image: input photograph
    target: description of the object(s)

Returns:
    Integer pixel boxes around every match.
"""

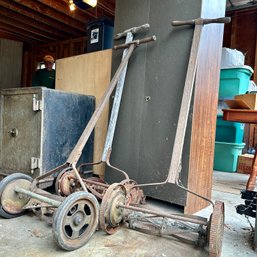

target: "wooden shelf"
[223,109,257,124]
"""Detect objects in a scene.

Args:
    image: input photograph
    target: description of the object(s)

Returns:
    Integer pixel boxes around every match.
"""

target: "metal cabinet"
[0,87,94,178]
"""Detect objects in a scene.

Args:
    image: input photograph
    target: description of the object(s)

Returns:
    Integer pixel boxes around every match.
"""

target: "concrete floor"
[0,171,256,257]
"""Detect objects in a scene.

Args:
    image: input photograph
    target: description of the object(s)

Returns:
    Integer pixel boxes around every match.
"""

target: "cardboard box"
[237,154,254,174]
[235,94,257,110]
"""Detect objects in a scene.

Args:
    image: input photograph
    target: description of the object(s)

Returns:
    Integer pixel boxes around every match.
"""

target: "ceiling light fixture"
[83,0,97,7]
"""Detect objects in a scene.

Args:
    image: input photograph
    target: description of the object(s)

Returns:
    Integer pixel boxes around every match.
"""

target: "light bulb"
[70,3,75,11]
[69,0,76,11]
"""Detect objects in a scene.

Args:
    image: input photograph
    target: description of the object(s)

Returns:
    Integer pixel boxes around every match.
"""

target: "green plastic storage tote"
[215,116,244,143]
[219,66,253,99]
[214,141,245,172]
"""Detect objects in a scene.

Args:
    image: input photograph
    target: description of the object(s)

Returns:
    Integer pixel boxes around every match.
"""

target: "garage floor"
[0,171,256,257]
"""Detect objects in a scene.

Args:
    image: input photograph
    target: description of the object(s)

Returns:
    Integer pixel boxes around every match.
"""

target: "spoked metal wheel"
[53,191,99,251]
[208,201,225,257]
[0,173,32,219]
[99,183,126,235]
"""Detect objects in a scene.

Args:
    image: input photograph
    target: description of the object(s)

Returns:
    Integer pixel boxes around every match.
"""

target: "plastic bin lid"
[221,65,254,74]
[215,141,245,147]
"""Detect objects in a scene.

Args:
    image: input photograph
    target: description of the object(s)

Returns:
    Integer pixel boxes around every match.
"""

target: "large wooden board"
[186,0,226,214]
[55,49,112,175]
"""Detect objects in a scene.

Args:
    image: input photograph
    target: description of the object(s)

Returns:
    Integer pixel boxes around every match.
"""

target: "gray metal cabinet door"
[1,93,41,175]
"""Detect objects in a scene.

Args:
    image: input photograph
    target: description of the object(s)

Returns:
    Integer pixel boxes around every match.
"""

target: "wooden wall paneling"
[0,38,23,89]
[21,47,28,87]
[234,10,257,68]
[253,125,257,148]
[185,0,226,214]
[62,43,71,58]
[225,9,257,75]
[55,50,112,176]
[254,32,257,84]
[230,11,237,49]
[222,21,232,48]
[249,124,254,149]
[243,124,250,153]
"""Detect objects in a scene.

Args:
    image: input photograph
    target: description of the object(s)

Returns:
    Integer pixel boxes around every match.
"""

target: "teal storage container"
[215,116,244,143]
[214,141,245,172]
[219,66,253,99]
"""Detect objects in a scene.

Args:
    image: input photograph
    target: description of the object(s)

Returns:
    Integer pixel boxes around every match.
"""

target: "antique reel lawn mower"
[97,17,230,257]
[0,25,155,251]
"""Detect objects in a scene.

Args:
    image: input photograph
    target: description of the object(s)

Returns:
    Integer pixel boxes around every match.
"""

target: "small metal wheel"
[99,183,126,235]
[208,201,225,257]
[52,191,99,251]
[55,167,77,196]
[0,173,32,219]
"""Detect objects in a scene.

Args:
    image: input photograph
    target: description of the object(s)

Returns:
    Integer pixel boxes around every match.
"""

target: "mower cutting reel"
[99,181,225,256]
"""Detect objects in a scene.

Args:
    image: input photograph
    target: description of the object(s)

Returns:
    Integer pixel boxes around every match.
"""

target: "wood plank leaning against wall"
[55,50,113,177]
[186,0,226,214]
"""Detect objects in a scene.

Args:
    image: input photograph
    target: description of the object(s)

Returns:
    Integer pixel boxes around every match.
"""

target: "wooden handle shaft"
[172,17,231,26]
[114,35,156,50]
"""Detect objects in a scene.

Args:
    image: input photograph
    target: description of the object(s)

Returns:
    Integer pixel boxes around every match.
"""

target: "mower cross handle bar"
[115,24,150,40]
[114,35,157,50]
[172,17,231,26]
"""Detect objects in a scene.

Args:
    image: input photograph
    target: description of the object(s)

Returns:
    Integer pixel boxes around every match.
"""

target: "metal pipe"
[72,163,88,192]
[31,163,68,186]
[15,187,61,207]
[106,148,129,180]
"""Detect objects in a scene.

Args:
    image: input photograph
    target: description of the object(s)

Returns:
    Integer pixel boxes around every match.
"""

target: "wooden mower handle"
[172,17,231,26]
[115,24,150,40]
[114,35,157,50]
